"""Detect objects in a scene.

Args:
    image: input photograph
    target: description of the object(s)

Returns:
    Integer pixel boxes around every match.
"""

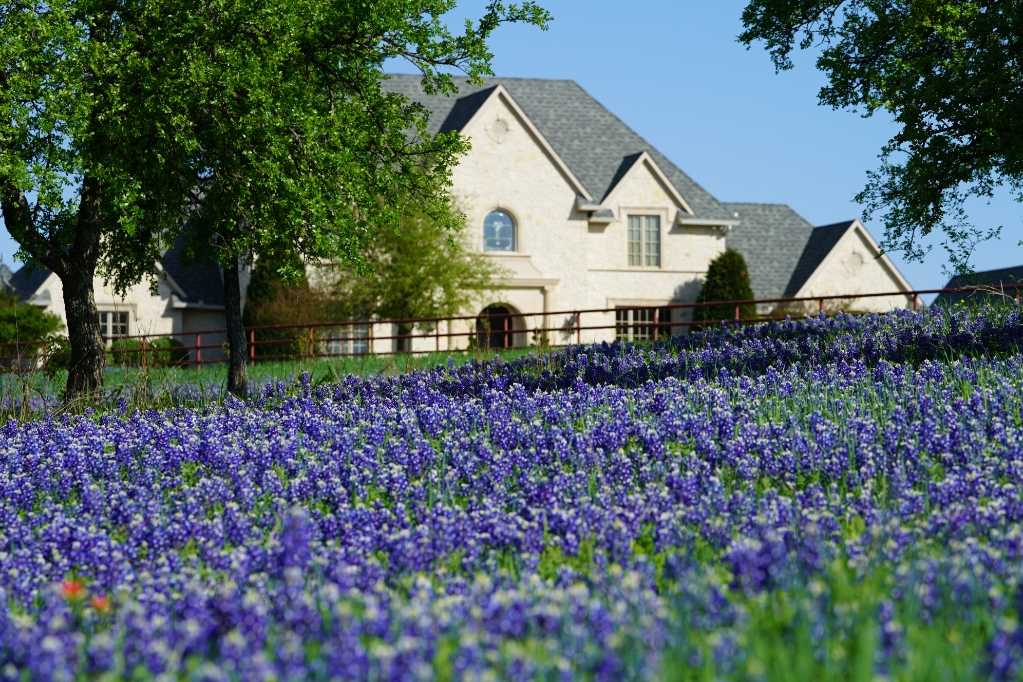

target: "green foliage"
[739,1,1023,274]
[326,208,507,328]
[693,248,756,325]
[107,338,187,367]
[0,0,551,397]
[42,337,72,376]
[172,0,552,280]
[243,251,318,358]
[0,291,63,362]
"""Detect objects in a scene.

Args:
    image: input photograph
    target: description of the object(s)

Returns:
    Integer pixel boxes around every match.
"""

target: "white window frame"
[97,310,130,338]
[626,214,661,268]
[615,306,674,342]
[325,324,370,356]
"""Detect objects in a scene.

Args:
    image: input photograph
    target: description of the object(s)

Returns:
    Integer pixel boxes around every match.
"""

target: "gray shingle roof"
[784,221,854,296]
[382,74,732,221]
[9,242,225,308]
[723,203,815,300]
[934,265,1023,305]
[160,239,225,307]
[9,264,52,300]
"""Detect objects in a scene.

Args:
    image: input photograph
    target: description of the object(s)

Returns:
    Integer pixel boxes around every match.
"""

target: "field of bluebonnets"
[2,305,1023,680]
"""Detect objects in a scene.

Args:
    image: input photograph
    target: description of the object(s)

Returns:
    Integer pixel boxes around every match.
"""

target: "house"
[10,75,913,355]
[380,74,913,348]
[934,266,1023,306]
[725,204,913,315]
[9,241,241,361]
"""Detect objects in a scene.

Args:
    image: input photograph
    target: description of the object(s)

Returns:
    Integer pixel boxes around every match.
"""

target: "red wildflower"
[90,595,113,614]
[60,579,86,601]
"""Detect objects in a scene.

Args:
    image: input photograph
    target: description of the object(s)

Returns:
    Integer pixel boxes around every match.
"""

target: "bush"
[107,337,187,366]
[244,251,323,358]
[0,290,63,368]
[693,248,757,326]
[42,337,72,376]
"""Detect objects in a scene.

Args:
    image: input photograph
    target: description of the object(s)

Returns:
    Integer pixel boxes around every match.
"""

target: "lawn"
[1,306,1022,680]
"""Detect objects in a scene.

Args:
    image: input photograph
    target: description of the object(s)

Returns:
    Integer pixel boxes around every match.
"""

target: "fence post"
[819,298,825,314]
[196,333,201,370]
[734,304,740,321]
[141,336,147,368]
[653,308,659,341]
[248,329,255,365]
[913,295,920,311]
[576,313,581,344]
[308,326,315,358]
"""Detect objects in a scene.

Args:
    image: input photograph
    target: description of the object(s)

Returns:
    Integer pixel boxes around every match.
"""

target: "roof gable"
[459,84,592,200]
[159,238,225,306]
[381,74,732,221]
[784,221,855,297]
[9,264,54,300]
[601,151,695,214]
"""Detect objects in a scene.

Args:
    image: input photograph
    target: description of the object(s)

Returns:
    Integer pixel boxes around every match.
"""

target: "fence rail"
[1,283,1019,369]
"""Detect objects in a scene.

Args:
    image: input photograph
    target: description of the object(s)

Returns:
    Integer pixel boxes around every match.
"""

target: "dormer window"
[628,215,660,267]
[483,210,516,252]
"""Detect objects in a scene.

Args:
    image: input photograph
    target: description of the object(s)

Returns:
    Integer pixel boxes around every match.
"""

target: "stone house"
[382,74,913,349]
[9,75,913,356]
[9,242,240,361]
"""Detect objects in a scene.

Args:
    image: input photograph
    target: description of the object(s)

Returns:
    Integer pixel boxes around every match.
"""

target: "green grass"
[0,345,551,420]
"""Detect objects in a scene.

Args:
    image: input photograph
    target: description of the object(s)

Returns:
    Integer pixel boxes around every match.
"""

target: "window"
[97,311,129,338]
[325,324,370,356]
[627,215,660,267]
[483,210,516,252]
[615,307,673,342]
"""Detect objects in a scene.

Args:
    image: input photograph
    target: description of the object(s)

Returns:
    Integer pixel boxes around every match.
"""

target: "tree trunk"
[62,263,105,404]
[223,255,248,397]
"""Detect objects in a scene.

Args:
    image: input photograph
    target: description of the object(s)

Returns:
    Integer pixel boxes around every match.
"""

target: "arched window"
[483,210,515,252]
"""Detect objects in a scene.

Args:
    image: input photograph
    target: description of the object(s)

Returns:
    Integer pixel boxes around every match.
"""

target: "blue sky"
[3,0,1021,294]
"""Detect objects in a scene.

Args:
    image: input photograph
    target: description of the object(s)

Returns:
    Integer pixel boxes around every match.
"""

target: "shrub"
[0,290,63,368]
[107,337,187,366]
[244,251,323,358]
[692,248,756,326]
[42,337,72,376]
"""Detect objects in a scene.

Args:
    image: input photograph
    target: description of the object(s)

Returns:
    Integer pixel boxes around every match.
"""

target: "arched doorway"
[475,304,521,349]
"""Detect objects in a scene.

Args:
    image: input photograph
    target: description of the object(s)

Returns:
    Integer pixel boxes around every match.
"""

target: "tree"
[325,207,506,349]
[739,1,1023,274]
[0,3,197,400]
[171,0,550,397]
[693,248,756,326]
[1,0,550,401]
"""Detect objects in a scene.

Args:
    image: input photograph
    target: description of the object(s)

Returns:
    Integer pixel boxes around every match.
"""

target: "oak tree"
[740,1,1023,273]
[0,0,549,400]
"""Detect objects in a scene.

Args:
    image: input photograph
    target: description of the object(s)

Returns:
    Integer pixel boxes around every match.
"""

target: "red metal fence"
[1,283,1019,369]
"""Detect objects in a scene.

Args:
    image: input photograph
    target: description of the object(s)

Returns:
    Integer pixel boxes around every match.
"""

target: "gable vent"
[487,118,510,143]
[844,252,865,272]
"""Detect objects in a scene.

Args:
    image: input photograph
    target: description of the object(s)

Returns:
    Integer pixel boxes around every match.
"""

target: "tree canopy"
[739,1,1023,273]
[0,0,550,400]
[326,208,506,328]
